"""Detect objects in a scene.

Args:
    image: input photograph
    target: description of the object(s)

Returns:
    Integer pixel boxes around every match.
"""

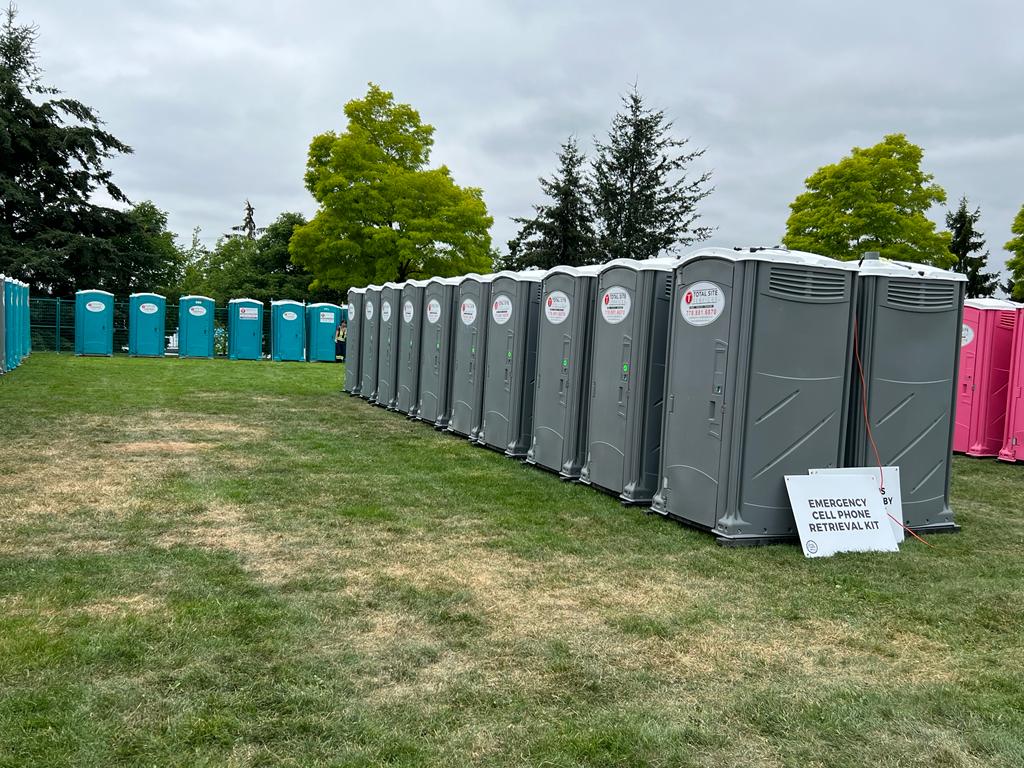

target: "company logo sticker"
[426,298,442,324]
[85,300,105,313]
[381,300,392,322]
[319,311,335,323]
[282,310,298,321]
[139,303,158,315]
[365,300,374,320]
[460,298,478,325]
[403,300,415,323]
[239,307,258,320]
[961,323,975,347]
[188,305,207,317]
[545,291,571,324]
[491,294,513,325]
[347,303,355,318]
[600,286,631,324]
[681,281,725,326]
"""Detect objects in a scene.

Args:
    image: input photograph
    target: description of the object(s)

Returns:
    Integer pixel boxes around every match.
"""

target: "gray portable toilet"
[360,285,381,400]
[344,289,364,394]
[306,302,343,362]
[417,276,460,428]
[178,295,215,358]
[0,275,7,374]
[128,292,167,357]
[448,273,496,439]
[847,255,966,533]
[74,289,115,356]
[526,264,604,478]
[478,270,546,456]
[578,258,677,504]
[650,248,858,543]
[375,282,402,408]
[396,279,427,415]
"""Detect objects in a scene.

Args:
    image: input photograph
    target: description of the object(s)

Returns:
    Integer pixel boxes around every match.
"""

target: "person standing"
[335,320,347,362]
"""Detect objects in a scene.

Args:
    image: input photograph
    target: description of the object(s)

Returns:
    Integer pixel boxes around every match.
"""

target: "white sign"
[365,300,374,320]
[188,305,207,317]
[460,298,477,326]
[381,300,392,322]
[238,307,258,320]
[600,286,631,324]
[347,303,355,318]
[403,300,415,323]
[85,300,105,313]
[809,466,904,542]
[282,310,298,321]
[961,323,975,347]
[491,294,513,325]
[426,298,442,324]
[785,474,899,558]
[544,291,571,324]
[319,311,335,324]
[139,302,159,315]
[681,281,726,326]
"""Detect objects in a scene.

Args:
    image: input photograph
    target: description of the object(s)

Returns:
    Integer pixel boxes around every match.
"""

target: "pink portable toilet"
[999,305,1024,462]
[954,299,1018,456]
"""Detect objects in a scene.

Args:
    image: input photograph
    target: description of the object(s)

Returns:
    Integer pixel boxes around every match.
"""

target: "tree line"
[3,5,1023,304]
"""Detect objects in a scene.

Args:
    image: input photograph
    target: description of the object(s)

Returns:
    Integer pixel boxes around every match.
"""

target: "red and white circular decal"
[544,291,571,324]
[460,298,477,326]
[282,310,297,321]
[600,286,631,324]
[381,300,392,322]
[139,302,158,315]
[188,305,207,317]
[961,323,975,347]
[403,300,415,323]
[365,300,374,320]
[426,298,442,324]
[681,281,725,327]
[86,300,105,313]
[491,294,513,325]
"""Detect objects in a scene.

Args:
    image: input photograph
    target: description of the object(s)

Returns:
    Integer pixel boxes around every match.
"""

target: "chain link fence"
[30,298,273,356]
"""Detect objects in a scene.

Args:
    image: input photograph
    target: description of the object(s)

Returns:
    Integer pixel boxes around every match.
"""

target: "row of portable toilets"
[1,275,31,376]
[955,298,1024,462]
[343,248,974,545]
[73,290,345,361]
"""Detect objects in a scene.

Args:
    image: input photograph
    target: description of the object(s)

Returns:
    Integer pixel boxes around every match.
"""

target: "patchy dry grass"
[0,353,1022,768]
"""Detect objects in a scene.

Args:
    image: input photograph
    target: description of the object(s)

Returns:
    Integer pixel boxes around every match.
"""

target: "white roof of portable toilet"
[544,264,605,278]
[270,299,304,306]
[491,269,547,282]
[681,246,860,271]
[382,281,403,290]
[348,286,367,295]
[130,292,165,299]
[856,256,967,281]
[405,279,430,287]
[180,294,215,302]
[76,289,115,296]
[365,284,383,291]
[307,302,342,309]
[462,272,498,283]
[598,256,679,274]
[964,298,1017,310]
[229,297,262,304]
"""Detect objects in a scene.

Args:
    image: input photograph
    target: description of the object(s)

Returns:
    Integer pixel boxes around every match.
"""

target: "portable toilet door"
[228,299,263,360]
[954,299,1018,456]
[128,293,166,357]
[578,258,676,504]
[360,286,381,400]
[344,289,365,395]
[478,270,546,456]
[417,277,459,428]
[0,275,7,374]
[848,254,966,533]
[526,265,603,478]
[999,306,1024,462]
[649,248,858,543]
[375,282,402,408]
[270,300,305,361]
[449,274,496,439]
[178,295,215,358]
[74,289,114,356]
[306,303,342,362]
[396,280,427,415]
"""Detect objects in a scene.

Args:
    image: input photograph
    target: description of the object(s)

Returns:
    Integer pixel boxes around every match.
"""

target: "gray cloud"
[25,0,1024,284]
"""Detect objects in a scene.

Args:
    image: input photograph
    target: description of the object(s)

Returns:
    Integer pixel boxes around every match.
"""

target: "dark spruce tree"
[0,5,172,296]
[504,137,597,270]
[946,196,997,298]
[589,87,713,261]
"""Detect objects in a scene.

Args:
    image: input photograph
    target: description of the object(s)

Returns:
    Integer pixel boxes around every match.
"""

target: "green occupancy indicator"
[622,363,629,373]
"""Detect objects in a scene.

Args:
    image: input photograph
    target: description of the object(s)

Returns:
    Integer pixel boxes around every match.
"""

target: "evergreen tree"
[946,196,997,298]
[0,5,162,295]
[505,137,597,270]
[1004,203,1024,302]
[589,87,713,261]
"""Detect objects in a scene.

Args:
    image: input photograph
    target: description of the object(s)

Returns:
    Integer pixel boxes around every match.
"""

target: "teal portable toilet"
[271,300,305,361]
[1,275,8,373]
[74,289,114,356]
[178,295,215,358]
[128,293,166,357]
[228,298,264,360]
[306,302,343,362]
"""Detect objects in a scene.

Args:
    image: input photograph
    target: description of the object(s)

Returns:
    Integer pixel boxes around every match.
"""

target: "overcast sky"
[25,0,1024,285]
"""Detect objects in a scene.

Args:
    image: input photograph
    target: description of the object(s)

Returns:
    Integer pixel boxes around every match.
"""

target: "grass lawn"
[1,352,1023,767]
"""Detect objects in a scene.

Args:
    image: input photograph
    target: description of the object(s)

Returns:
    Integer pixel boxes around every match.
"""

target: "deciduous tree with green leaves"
[503,137,598,270]
[589,87,713,261]
[946,196,997,298]
[783,134,952,266]
[290,84,493,290]
[1004,203,1024,301]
